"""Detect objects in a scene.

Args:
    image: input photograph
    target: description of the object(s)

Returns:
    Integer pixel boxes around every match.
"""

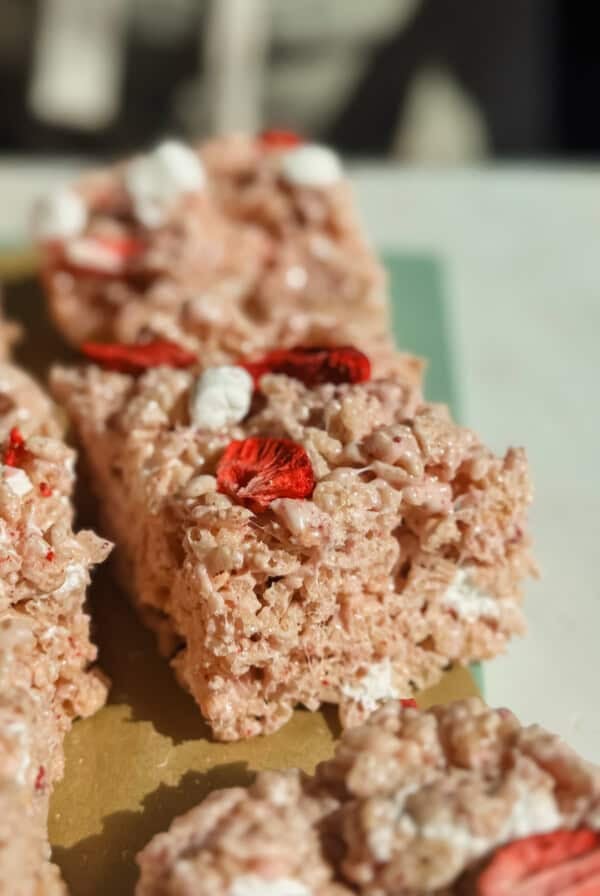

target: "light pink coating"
[136,699,600,895]
[38,135,398,374]
[315,698,600,894]
[0,361,112,895]
[51,357,533,743]
[136,770,349,896]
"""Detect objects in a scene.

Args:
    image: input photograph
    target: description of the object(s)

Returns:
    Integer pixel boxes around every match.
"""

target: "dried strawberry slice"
[241,345,371,389]
[517,848,600,895]
[34,766,46,792]
[3,427,27,467]
[478,829,600,896]
[216,436,315,512]
[81,339,197,374]
[259,128,303,150]
[401,698,418,709]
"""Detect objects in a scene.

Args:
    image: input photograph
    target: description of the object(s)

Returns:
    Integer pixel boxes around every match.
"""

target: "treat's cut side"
[0,358,112,895]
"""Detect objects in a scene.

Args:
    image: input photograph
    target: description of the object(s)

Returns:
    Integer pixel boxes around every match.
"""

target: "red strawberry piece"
[3,427,26,467]
[39,481,53,497]
[241,345,371,389]
[81,339,197,375]
[401,698,418,709]
[216,436,315,512]
[516,848,600,895]
[259,128,303,150]
[477,829,600,896]
[34,766,46,792]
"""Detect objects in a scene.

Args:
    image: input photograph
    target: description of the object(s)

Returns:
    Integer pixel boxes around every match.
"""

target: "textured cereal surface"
[0,361,111,895]
[136,770,349,896]
[315,698,600,894]
[39,134,395,372]
[52,357,533,742]
[136,699,600,895]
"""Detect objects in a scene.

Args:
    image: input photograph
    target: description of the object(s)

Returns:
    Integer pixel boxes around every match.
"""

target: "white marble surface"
[1,160,599,760]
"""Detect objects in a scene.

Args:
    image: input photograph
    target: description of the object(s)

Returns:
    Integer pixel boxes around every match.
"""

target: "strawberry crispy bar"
[35,134,399,373]
[0,361,111,894]
[136,698,600,896]
[52,341,533,742]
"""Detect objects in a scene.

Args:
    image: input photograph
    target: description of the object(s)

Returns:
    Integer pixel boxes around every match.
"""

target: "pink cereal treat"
[0,359,112,894]
[136,770,349,896]
[34,136,412,379]
[51,340,534,742]
[136,699,600,895]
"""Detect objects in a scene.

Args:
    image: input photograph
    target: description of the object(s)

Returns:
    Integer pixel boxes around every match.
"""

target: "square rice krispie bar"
[0,360,112,894]
[35,134,396,370]
[136,698,600,895]
[52,341,533,742]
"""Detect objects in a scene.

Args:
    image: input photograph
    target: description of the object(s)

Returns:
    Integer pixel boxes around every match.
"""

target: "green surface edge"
[383,251,484,694]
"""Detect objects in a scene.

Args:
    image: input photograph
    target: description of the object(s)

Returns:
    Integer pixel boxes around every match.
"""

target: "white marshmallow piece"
[189,365,253,431]
[31,187,87,241]
[279,143,343,188]
[442,568,501,623]
[125,139,206,228]
[341,658,399,714]
[229,877,311,896]
[2,466,33,497]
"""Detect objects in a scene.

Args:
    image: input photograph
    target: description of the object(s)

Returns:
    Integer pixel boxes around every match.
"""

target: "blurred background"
[0,0,597,162]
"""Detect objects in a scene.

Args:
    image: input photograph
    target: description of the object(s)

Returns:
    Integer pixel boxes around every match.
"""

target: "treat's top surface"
[315,698,600,893]
[35,134,387,362]
[124,140,207,228]
[50,348,531,561]
[33,134,352,247]
[32,187,88,241]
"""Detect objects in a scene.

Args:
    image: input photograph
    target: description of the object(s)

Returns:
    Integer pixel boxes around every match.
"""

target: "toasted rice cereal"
[36,135,401,374]
[0,361,112,894]
[136,770,349,896]
[52,353,534,742]
[137,699,600,895]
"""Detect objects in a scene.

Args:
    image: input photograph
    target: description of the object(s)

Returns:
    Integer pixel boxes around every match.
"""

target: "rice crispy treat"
[136,699,600,896]
[0,361,112,894]
[34,135,399,373]
[51,345,533,742]
[136,769,350,896]
[314,698,600,894]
